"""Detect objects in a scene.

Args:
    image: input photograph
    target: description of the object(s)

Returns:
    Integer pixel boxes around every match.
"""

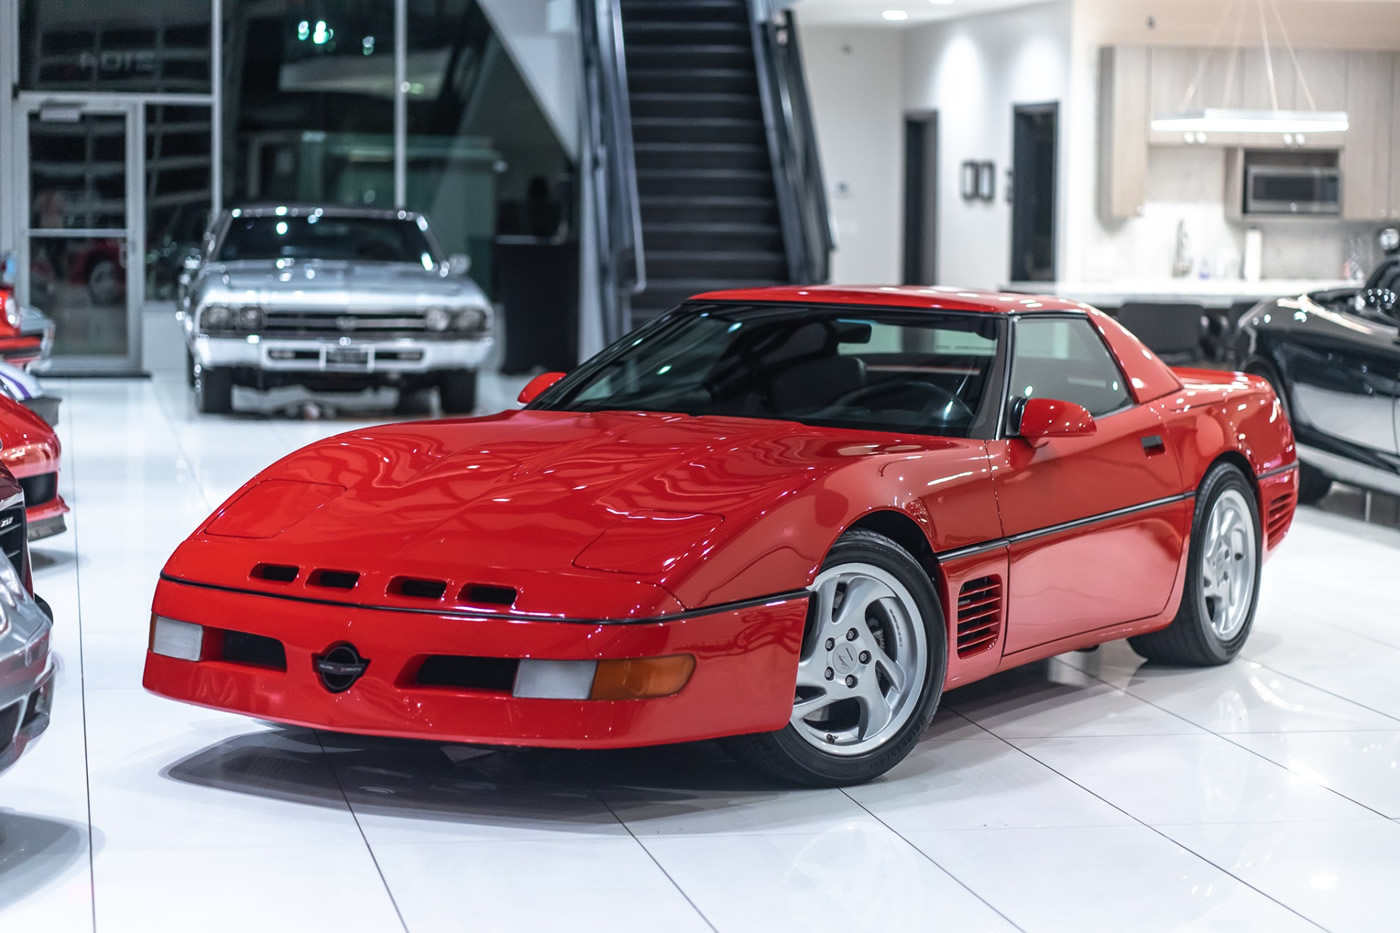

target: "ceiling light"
[882,10,909,21]
[1150,109,1349,135]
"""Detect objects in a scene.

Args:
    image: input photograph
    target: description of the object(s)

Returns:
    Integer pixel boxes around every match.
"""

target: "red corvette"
[0,396,67,540]
[143,287,1297,785]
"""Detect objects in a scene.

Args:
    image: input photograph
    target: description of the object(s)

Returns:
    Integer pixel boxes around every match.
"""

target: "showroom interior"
[2,0,1400,930]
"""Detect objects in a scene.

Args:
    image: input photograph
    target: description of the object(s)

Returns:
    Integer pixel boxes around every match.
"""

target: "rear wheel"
[1129,463,1261,666]
[1246,359,1331,504]
[725,529,947,786]
[194,364,233,414]
[438,369,478,414]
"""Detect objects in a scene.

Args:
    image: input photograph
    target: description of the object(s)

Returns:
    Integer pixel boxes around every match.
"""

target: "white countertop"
[1001,279,1355,309]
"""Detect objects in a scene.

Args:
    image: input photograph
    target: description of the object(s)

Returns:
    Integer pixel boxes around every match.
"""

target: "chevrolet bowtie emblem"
[336,316,358,332]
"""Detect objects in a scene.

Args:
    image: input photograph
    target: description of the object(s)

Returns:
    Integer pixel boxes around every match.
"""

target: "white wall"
[799,26,905,284]
[901,1,1073,288]
[477,0,579,158]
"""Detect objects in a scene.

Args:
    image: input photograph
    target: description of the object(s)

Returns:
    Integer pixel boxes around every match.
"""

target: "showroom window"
[1008,317,1132,417]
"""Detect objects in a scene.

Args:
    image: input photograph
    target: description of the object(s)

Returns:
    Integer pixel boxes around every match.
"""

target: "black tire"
[185,349,196,388]
[1245,359,1332,504]
[194,364,234,414]
[438,369,478,414]
[1129,463,1262,666]
[725,529,948,787]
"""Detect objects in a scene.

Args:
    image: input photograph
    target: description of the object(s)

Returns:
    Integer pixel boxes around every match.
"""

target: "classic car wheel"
[1129,464,1262,666]
[726,529,947,786]
[194,365,234,414]
[1246,359,1332,504]
[439,369,478,414]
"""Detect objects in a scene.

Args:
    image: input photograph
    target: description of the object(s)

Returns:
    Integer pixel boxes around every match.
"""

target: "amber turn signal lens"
[590,655,695,700]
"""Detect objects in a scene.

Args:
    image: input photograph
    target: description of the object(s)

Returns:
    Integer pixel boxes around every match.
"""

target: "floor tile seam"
[597,792,721,932]
[1255,605,1400,653]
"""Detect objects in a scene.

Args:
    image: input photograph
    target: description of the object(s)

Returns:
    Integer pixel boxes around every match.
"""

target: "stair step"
[626,67,758,95]
[635,142,770,172]
[629,91,763,121]
[644,222,784,254]
[641,195,781,226]
[620,0,748,24]
[626,45,753,71]
[623,22,750,45]
[648,251,790,281]
[639,168,774,199]
[632,116,765,146]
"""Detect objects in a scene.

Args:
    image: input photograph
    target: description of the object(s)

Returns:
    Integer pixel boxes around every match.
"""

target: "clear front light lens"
[456,307,487,330]
[424,307,450,331]
[151,615,204,661]
[239,306,264,330]
[0,555,24,609]
[203,305,232,330]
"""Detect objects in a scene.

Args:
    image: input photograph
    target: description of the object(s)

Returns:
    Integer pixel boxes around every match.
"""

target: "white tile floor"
[3,344,1400,932]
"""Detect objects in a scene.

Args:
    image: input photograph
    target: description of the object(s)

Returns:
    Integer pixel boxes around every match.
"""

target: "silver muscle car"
[178,206,494,414]
[0,484,54,776]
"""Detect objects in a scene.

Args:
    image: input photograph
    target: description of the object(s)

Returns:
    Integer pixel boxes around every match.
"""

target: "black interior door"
[902,113,938,285]
[1010,103,1058,283]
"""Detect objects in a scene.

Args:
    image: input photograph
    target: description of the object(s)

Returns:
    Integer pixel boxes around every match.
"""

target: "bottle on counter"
[1172,220,1193,278]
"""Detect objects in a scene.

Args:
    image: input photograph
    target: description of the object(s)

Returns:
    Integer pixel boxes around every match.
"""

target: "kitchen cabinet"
[1099,46,1149,221]
[1342,52,1395,221]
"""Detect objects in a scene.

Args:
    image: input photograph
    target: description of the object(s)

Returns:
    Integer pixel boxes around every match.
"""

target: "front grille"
[18,473,57,508]
[414,656,519,693]
[217,631,288,670]
[263,309,429,339]
[0,504,26,578]
[956,576,1003,658]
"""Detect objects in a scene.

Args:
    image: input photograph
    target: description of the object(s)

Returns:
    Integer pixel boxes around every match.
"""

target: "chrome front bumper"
[0,597,55,774]
[191,333,494,374]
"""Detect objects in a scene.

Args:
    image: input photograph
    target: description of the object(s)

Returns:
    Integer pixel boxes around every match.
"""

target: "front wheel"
[725,529,947,786]
[1129,463,1262,666]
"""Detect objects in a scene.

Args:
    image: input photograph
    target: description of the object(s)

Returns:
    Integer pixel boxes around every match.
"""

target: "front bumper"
[144,578,807,749]
[0,598,55,774]
[192,333,494,374]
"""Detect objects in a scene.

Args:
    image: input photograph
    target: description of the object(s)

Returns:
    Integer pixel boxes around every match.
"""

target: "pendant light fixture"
[1150,0,1348,137]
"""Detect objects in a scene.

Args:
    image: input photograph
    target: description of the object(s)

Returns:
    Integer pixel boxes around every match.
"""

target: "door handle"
[1140,434,1166,455]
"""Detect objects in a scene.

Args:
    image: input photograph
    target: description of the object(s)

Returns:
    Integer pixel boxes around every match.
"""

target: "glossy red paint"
[518,371,566,405]
[0,397,68,529]
[143,289,1297,750]
[1016,398,1096,445]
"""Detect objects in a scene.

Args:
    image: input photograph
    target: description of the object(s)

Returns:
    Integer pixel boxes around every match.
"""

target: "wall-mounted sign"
[961,161,997,202]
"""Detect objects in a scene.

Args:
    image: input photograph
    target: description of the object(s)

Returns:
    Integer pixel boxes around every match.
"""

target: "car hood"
[199,260,487,309]
[163,410,971,618]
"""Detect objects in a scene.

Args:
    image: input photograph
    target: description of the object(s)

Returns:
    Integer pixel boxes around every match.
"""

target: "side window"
[1009,317,1132,417]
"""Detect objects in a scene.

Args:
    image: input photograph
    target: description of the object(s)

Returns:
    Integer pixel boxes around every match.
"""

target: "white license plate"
[326,347,370,367]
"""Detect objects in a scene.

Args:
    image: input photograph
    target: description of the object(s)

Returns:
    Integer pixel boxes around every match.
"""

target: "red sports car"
[143,287,1297,785]
[0,397,67,540]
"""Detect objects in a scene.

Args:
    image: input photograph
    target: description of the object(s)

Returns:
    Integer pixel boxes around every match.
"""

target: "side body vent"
[1266,490,1296,547]
[956,576,1003,658]
[252,563,299,584]
[390,576,448,600]
[308,569,361,590]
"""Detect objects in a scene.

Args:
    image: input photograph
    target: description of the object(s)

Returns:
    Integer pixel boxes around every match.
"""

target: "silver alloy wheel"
[1197,488,1257,640]
[790,563,928,756]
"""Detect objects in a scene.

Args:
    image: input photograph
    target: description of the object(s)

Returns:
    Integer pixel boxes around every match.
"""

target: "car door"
[988,315,1191,656]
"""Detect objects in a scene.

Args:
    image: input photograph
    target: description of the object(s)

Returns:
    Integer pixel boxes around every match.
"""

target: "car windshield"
[215,214,437,264]
[538,305,1002,437]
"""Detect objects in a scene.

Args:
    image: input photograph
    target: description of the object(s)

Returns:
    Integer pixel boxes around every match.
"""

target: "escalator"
[580,0,832,338]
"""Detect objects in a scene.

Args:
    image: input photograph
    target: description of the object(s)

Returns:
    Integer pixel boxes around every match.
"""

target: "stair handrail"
[578,0,646,341]
[748,0,834,284]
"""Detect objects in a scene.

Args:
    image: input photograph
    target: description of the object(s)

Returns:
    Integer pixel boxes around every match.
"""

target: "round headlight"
[456,307,487,331]
[239,306,264,330]
[424,307,451,332]
[203,305,232,330]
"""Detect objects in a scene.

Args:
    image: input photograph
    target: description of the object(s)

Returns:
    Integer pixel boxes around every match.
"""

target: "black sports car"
[1236,229,1400,504]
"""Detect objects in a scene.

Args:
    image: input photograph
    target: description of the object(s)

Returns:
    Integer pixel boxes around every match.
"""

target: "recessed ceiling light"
[882,9,909,20]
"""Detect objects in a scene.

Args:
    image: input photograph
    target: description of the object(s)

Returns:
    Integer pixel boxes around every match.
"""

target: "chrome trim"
[158,572,810,626]
[939,490,1196,562]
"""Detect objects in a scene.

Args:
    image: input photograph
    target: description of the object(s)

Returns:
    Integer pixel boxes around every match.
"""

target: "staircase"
[618,0,789,322]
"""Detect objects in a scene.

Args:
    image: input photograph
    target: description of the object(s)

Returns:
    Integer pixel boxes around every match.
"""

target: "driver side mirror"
[447,252,472,276]
[518,371,566,405]
[1016,397,1096,446]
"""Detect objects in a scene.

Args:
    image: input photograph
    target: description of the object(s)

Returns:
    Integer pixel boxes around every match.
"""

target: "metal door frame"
[14,95,146,374]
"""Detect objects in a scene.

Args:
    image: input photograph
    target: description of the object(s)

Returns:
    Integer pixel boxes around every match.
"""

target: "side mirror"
[517,371,566,405]
[447,252,472,276]
[1016,397,1096,446]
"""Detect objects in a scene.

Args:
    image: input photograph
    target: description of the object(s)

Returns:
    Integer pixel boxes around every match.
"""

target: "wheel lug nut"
[824,667,834,681]
[859,650,871,663]
[845,675,857,687]
[825,638,835,650]
[846,628,858,641]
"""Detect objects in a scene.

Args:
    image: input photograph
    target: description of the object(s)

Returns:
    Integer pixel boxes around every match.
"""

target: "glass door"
[17,100,143,373]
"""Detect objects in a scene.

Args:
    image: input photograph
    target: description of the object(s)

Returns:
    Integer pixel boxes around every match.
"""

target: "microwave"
[1244,165,1341,215]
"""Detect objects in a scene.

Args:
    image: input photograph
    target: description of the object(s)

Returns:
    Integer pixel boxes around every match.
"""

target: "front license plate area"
[325,346,370,368]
